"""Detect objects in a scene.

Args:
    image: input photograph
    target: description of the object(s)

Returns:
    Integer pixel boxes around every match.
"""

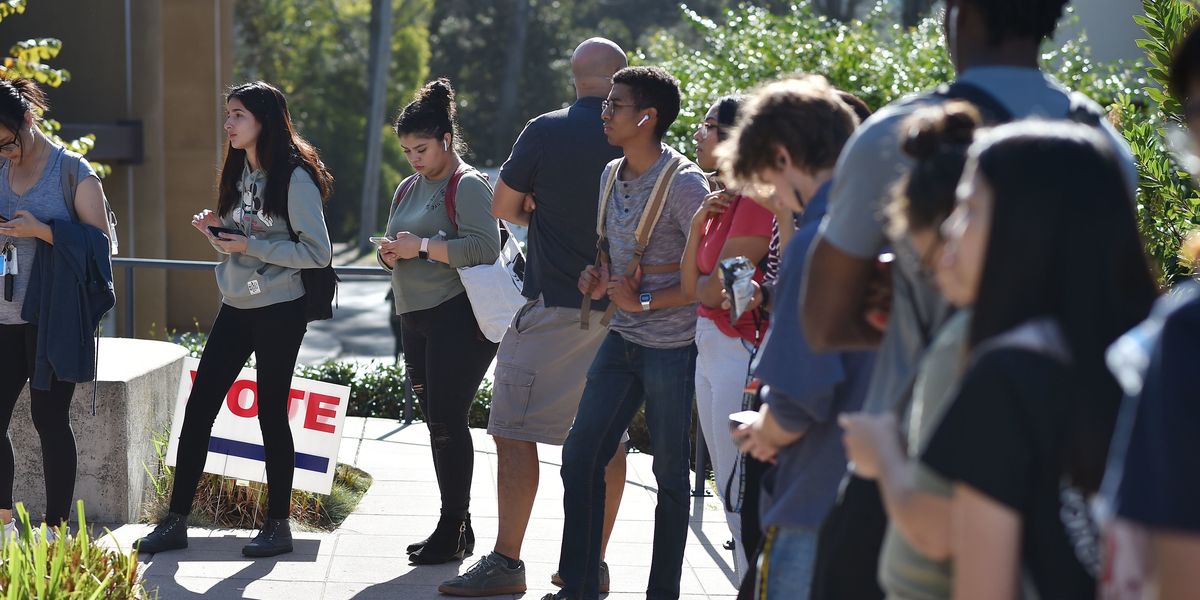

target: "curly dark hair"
[967,0,1070,44]
[718,75,859,187]
[394,77,467,154]
[612,66,681,139]
[887,100,982,238]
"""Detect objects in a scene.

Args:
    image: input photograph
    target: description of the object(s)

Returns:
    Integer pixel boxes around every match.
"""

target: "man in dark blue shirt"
[439,38,627,597]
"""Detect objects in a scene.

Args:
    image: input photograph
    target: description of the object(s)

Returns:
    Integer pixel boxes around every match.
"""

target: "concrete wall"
[0,0,234,335]
[11,339,187,524]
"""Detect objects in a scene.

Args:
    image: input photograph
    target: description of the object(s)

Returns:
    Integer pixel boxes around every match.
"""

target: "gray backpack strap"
[59,149,118,255]
[58,149,80,222]
[1066,91,1105,128]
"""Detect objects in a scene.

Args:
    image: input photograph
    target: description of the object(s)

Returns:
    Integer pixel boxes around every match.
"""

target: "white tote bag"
[458,223,526,343]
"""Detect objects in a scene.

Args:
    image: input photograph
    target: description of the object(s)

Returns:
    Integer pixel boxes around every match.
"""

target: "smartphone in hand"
[728,410,761,432]
[369,236,392,246]
[208,225,242,239]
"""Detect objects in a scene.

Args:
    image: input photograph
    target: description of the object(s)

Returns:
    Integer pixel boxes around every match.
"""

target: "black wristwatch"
[418,237,430,260]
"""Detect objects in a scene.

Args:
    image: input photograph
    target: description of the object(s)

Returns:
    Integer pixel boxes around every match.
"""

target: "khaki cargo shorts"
[487,296,610,445]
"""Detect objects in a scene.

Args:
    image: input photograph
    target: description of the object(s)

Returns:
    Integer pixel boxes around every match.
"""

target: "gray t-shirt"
[499,96,622,309]
[602,145,709,349]
[820,67,1137,414]
[384,168,499,315]
[0,145,97,324]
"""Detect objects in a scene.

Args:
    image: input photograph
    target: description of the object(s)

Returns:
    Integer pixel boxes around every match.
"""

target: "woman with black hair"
[679,94,773,583]
[377,78,500,565]
[919,121,1157,600]
[136,81,333,558]
[0,78,112,535]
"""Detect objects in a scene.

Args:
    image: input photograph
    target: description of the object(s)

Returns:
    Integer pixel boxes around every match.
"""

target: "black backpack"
[284,193,338,323]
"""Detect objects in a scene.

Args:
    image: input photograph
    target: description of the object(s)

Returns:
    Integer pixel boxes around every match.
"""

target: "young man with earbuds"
[546,66,709,600]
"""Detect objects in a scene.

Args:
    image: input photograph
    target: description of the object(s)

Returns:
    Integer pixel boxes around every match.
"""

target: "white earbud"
[637,115,650,127]
[443,139,449,151]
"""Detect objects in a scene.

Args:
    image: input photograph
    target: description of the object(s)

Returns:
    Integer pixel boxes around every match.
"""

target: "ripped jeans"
[400,292,498,519]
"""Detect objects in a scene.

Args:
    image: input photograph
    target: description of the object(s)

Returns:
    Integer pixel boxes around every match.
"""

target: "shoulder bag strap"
[580,159,625,329]
[443,163,477,232]
[597,156,684,327]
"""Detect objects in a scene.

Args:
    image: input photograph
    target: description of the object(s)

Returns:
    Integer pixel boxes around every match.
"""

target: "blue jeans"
[758,525,819,600]
[557,332,697,600]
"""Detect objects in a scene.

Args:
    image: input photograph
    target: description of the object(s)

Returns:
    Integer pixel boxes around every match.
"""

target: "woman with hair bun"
[0,77,112,536]
[378,78,500,565]
[839,100,982,600]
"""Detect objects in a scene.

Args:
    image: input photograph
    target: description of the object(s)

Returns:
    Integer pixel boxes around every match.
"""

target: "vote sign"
[166,357,351,495]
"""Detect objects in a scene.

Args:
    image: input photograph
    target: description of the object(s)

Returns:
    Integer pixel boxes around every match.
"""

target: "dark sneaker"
[242,518,293,557]
[550,561,609,594]
[135,512,189,555]
[438,551,527,596]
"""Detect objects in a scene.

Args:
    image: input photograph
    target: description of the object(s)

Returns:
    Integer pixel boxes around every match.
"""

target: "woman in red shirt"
[681,95,774,583]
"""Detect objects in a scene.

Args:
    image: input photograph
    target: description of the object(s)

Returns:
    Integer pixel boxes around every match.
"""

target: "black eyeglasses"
[601,99,636,116]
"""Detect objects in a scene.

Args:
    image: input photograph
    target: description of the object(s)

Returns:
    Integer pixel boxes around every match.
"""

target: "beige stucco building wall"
[0,0,235,335]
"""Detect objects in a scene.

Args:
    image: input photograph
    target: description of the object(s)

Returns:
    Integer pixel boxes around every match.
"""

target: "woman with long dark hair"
[136,81,333,558]
[0,78,112,535]
[377,78,499,565]
[920,121,1157,599]
[679,93,773,583]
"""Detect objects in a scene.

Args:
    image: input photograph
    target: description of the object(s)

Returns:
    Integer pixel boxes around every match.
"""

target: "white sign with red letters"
[166,357,351,495]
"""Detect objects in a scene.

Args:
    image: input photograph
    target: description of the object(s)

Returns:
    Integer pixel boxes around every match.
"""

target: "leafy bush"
[1115,0,1200,284]
[0,0,108,177]
[639,1,1138,158]
[1,501,145,598]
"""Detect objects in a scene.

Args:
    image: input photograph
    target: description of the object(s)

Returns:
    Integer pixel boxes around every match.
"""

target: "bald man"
[438,38,628,597]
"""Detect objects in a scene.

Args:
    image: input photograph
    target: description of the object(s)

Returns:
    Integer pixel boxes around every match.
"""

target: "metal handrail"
[110,256,417,423]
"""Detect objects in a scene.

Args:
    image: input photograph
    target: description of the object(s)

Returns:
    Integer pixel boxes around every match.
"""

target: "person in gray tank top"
[0,78,112,534]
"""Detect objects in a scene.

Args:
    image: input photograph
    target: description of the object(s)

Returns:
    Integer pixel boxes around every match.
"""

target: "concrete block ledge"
[12,338,188,524]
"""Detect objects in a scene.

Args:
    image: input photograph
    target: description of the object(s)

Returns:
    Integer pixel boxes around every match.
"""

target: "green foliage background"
[1115,0,1200,284]
[0,0,106,177]
[235,0,433,239]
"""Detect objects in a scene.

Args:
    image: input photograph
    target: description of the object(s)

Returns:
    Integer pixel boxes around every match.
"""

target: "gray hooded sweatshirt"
[211,164,332,309]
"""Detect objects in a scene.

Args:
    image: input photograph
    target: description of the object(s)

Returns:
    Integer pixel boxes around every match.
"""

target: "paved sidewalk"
[104,417,741,599]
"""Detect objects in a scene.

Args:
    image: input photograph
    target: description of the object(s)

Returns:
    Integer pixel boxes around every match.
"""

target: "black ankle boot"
[409,515,471,565]
[135,512,189,555]
[407,514,474,555]
[242,518,293,558]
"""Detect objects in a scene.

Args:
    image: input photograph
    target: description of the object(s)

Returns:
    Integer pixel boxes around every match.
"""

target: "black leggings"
[400,292,497,519]
[0,323,77,525]
[169,297,307,520]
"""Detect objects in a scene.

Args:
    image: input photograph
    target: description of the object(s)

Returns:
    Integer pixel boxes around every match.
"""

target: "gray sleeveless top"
[0,145,97,324]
